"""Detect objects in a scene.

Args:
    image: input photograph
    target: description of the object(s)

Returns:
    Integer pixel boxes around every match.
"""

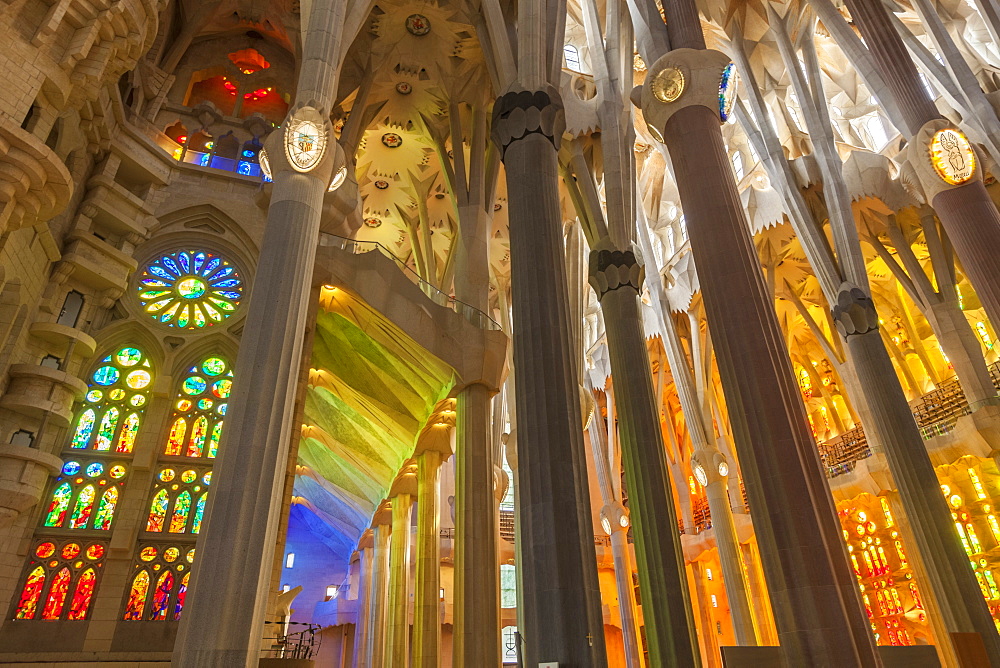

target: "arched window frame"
[69,347,154,453]
[122,543,196,621]
[11,539,106,620]
[563,44,582,71]
[144,466,213,535]
[161,356,233,459]
[42,459,129,530]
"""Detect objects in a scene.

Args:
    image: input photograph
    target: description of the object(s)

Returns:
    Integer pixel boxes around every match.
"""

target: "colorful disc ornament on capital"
[718,63,738,123]
[137,251,242,329]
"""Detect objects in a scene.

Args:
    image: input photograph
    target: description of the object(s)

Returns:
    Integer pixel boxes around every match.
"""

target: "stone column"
[835,285,1000,661]
[589,241,698,666]
[353,538,373,668]
[367,513,392,668]
[602,503,644,668]
[696,454,758,646]
[412,449,444,668]
[636,48,878,665]
[387,484,415,666]
[172,0,341,664]
[491,86,607,666]
[637,212,759,647]
[842,0,1000,331]
[453,382,500,667]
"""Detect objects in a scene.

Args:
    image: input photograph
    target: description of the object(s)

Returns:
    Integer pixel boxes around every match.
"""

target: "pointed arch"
[173,572,190,620]
[150,570,175,620]
[192,492,207,534]
[166,417,187,455]
[70,409,96,448]
[44,482,72,527]
[115,413,141,452]
[68,568,97,620]
[169,491,192,532]
[14,566,45,619]
[123,570,149,620]
[147,488,169,532]
[186,416,208,457]
[69,485,96,529]
[95,407,120,451]
[208,420,223,458]
[94,487,119,530]
[41,567,71,619]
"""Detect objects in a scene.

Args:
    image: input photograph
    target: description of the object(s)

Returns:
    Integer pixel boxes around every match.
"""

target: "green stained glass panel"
[71,409,96,449]
[95,408,119,451]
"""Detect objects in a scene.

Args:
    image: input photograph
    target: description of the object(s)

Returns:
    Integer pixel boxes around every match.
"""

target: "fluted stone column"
[696,452,758,646]
[367,518,392,668]
[834,285,1000,661]
[413,449,444,668]
[454,382,500,667]
[387,490,414,666]
[491,86,607,666]
[601,503,644,668]
[589,242,698,666]
[636,47,878,664]
[353,539,373,668]
[172,0,342,664]
[637,215,759,647]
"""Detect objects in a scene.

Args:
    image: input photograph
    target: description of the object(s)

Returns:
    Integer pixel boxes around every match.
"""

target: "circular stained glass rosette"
[138,251,242,329]
[718,63,738,123]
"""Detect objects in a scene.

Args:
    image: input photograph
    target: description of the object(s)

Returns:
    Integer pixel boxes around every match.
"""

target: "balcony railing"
[319,233,501,332]
[260,621,320,660]
[818,362,1000,478]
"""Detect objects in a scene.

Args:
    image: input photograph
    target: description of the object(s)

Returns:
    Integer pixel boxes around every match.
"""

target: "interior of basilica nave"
[6,0,1000,665]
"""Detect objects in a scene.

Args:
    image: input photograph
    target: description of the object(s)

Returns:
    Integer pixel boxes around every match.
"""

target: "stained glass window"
[136,251,243,329]
[163,357,232,460]
[43,460,128,530]
[123,544,195,621]
[14,566,45,619]
[123,570,150,620]
[44,482,72,527]
[146,467,211,534]
[169,492,192,533]
[68,569,96,620]
[13,540,106,620]
[147,489,169,532]
[174,572,190,620]
[192,493,207,534]
[70,347,153,452]
[94,487,119,530]
[151,570,175,620]
[42,567,71,619]
[166,418,186,456]
[69,485,95,529]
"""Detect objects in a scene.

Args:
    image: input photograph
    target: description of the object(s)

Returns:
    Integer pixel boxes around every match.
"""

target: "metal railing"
[818,362,1000,478]
[319,233,501,331]
[261,621,321,660]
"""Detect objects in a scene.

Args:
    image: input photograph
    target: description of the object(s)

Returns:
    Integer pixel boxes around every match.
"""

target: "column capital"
[630,48,733,143]
[588,241,645,299]
[831,283,880,338]
[490,84,565,158]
